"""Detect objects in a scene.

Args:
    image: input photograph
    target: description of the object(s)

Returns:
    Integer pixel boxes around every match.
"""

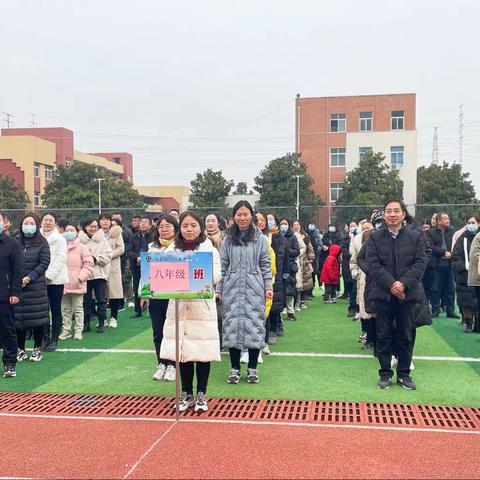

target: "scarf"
[207,228,223,251]
[270,226,279,235]
[183,239,196,251]
[160,238,174,248]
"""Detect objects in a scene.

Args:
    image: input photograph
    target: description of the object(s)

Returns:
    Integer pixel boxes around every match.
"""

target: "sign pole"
[175,298,180,422]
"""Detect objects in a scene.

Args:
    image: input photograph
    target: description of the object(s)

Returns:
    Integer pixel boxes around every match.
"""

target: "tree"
[189,169,234,208]
[254,153,323,223]
[42,162,145,222]
[417,162,478,224]
[0,174,30,209]
[335,152,404,224]
[232,182,248,195]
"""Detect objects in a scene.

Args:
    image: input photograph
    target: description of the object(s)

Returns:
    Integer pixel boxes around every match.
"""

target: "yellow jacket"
[265,237,276,318]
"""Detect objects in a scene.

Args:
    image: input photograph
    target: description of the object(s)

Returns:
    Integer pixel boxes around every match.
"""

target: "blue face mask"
[280,224,288,233]
[268,220,276,230]
[22,224,37,236]
[308,224,315,231]
[0,222,3,234]
[64,231,77,241]
[466,224,479,234]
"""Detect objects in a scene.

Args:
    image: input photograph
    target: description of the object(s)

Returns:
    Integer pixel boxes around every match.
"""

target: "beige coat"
[294,231,306,290]
[105,226,125,299]
[78,229,112,281]
[468,232,480,287]
[350,235,373,319]
[160,239,222,363]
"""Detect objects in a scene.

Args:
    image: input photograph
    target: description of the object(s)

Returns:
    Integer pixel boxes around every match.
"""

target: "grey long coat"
[216,227,272,350]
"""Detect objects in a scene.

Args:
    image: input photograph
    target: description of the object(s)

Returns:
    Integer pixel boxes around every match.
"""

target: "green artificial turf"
[2,292,479,406]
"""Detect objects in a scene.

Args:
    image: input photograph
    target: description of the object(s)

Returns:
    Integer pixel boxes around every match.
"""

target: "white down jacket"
[42,228,68,285]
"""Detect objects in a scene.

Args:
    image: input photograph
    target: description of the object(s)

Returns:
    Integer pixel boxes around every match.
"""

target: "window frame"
[45,165,53,181]
[359,146,373,160]
[33,162,40,178]
[390,146,404,167]
[330,113,346,133]
[329,147,346,167]
[391,110,405,131]
[330,182,343,202]
[359,112,373,132]
[34,192,40,207]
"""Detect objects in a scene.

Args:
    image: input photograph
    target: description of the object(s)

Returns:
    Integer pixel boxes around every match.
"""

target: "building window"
[359,112,372,131]
[359,146,373,160]
[33,163,40,177]
[330,182,343,202]
[391,111,404,130]
[45,165,53,180]
[391,146,404,167]
[330,113,346,132]
[113,157,121,164]
[34,192,40,207]
[65,157,72,167]
[330,147,346,167]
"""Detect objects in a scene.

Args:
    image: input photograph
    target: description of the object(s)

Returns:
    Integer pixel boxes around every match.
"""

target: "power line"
[2,112,14,128]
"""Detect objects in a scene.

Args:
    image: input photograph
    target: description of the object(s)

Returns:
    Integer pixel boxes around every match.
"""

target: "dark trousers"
[149,299,173,366]
[324,283,336,301]
[375,299,415,378]
[84,279,107,328]
[110,298,124,319]
[47,284,64,341]
[0,302,17,365]
[229,347,260,370]
[132,265,141,314]
[349,282,359,311]
[423,267,434,302]
[430,267,455,315]
[343,280,353,296]
[268,311,281,334]
[365,318,377,347]
[17,326,44,350]
[180,361,210,395]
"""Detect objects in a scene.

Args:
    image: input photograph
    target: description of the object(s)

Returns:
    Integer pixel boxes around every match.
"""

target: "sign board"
[139,251,214,299]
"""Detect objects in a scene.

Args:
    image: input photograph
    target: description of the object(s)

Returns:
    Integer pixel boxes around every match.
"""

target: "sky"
[1,0,479,194]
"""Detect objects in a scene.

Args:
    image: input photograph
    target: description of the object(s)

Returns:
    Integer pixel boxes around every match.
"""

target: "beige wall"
[135,185,190,210]
[345,130,417,207]
[0,135,56,206]
[74,150,124,176]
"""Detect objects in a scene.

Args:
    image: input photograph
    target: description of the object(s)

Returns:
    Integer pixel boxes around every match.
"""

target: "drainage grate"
[0,392,478,431]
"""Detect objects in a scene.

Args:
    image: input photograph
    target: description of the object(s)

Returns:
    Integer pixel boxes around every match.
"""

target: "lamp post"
[96,178,105,215]
[296,175,301,220]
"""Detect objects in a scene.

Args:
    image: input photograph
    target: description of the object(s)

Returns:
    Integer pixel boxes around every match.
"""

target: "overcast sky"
[1,0,479,194]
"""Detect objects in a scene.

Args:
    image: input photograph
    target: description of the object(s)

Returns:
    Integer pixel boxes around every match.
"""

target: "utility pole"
[2,112,13,128]
[458,104,464,167]
[96,178,105,214]
[432,126,439,164]
[296,175,301,220]
[30,113,37,128]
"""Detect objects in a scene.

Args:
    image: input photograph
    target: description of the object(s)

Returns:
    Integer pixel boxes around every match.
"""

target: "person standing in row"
[40,212,68,352]
[112,213,133,305]
[79,219,112,333]
[160,211,221,412]
[0,210,22,377]
[60,223,94,340]
[127,216,153,318]
[14,214,51,363]
[147,214,178,382]
[218,201,272,385]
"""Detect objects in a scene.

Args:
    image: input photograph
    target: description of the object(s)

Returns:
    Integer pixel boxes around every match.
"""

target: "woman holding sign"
[216,201,273,385]
[160,211,221,413]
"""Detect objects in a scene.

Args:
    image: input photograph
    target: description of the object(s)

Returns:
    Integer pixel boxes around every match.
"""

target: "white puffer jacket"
[78,229,113,281]
[42,228,68,285]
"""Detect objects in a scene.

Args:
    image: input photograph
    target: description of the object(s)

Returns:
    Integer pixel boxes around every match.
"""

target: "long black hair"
[229,200,255,245]
[175,211,206,250]
[152,214,179,244]
[19,212,44,245]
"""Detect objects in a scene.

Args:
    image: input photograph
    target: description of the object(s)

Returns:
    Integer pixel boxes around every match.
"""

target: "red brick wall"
[0,159,25,189]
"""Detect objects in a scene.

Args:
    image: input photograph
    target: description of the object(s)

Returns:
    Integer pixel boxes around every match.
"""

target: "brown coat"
[106,225,125,299]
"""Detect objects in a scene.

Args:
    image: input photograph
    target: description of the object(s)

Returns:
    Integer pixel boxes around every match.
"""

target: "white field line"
[0,411,478,437]
[48,347,480,363]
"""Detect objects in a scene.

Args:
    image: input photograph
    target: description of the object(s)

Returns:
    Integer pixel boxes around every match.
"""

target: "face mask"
[328,226,336,233]
[64,231,77,241]
[0,222,3,234]
[268,220,276,229]
[280,224,288,233]
[22,224,37,235]
[308,224,315,231]
[466,224,479,234]
[354,226,362,235]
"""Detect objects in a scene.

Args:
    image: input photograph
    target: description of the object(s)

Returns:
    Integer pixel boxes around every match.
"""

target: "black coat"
[0,233,23,302]
[426,227,455,268]
[451,230,479,310]
[270,232,287,313]
[365,227,427,303]
[283,228,300,297]
[357,241,375,315]
[127,231,153,269]
[13,237,51,329]
[342,232,353,284]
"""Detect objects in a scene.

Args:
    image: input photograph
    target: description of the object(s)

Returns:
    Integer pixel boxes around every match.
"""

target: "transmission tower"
[2,112,14,128]
[432,126,439,164]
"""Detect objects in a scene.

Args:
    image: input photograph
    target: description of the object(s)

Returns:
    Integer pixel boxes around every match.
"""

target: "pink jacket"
[64,239,94,294]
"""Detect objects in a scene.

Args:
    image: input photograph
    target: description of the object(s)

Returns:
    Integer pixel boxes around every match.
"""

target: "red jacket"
[320,244,341,284]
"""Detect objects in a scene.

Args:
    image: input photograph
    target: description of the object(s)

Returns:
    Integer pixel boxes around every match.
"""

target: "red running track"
[1,415,479,479]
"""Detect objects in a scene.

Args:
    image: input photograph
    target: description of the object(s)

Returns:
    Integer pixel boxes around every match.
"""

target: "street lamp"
[96,178,105,215]
[296,175,301,220]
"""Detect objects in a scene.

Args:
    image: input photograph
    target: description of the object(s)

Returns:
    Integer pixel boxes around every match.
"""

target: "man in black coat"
[127,216,153,318]
[0,211,23,377]
[366,200,427,390]
[425,212,459,318]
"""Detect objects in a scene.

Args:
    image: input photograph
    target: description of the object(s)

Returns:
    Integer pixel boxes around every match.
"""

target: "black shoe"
[465,319,473,334]
[44,340,58,352]
[83,323,91,333]
[347,308,356,318]
[339,294,349,299]
[287,313,297,321]
[397,376,416,390]
[3,364,16,378]
[446,313,461,319]
[41,338,50,351]
[130,312,142,318]
[377,375,392,389]
[96,325,105,333]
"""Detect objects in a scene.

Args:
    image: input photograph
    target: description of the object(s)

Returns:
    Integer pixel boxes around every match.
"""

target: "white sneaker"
[164,364,176,382]
[410,361,415,371]
[58,331,72,340]
[109,318,118,328]
[391,356,398,369]
[74,331,83,340]
[262,345,270,355]
[257,350,263,364]
[179,392,195,412]
[194,392,208,412]
[152,363,167,381]
[240,351,248,364]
